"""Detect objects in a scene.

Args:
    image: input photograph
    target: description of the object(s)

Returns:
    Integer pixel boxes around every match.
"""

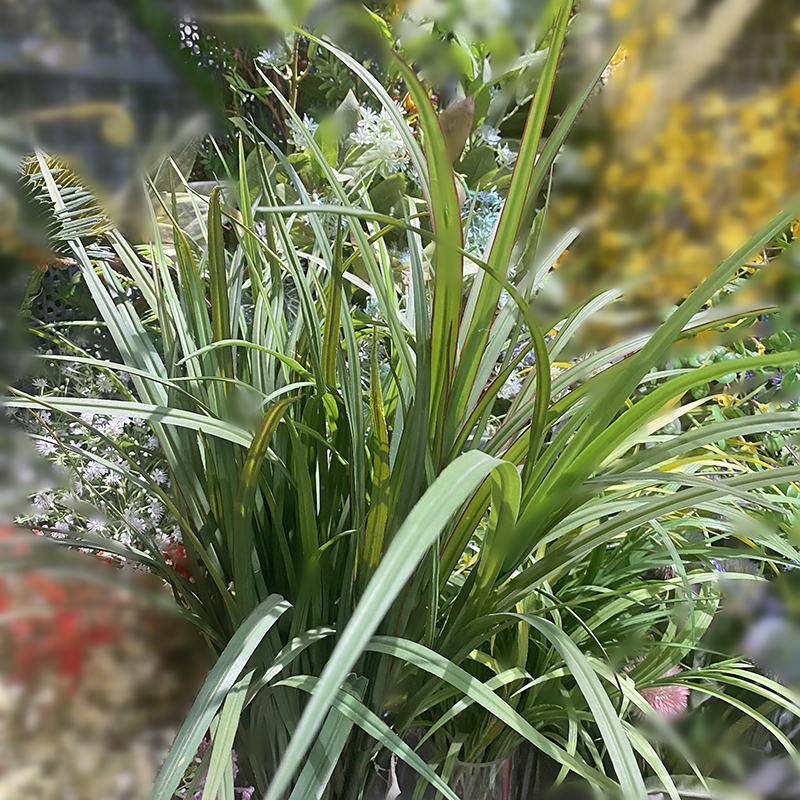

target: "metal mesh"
[29,264,83,326]
[702,0,800,95]
[29,261,121,360]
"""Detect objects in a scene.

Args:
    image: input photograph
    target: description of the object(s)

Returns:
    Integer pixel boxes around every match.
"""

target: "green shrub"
[10,4,800,798]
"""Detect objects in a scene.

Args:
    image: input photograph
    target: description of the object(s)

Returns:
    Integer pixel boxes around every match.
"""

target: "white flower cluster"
[16,359,179,557]
[474,122,517,168]
[256,45,292,71]
[475,123,501,148]
[287,113,319,151]
[497,143,517,169]
[350,105,410,177]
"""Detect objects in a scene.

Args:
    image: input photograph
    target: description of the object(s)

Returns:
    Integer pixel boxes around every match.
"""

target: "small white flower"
[475,123,501,147]
[256,45,291,70]
[364,295,380,319]
[154,530,173,548]
[80,412,95,425]
[257,48,280,67]
[96,374,114,394]
[84,461,109,480]
[38,411,52,425]
[356,106,379,127]
[146,435,160,450]
[350,105,410,177]
[498,375,522,400]
[34,439,56,457]
[33,377,49,391]
[122,510,147,533]
[54,520,70,533]
[151,468,168,485]
[287,114,319,150]
[105,471,122,486]
[86,517,105,533]
[32,493,49,511]
[148,501,165,522]
[497,143,517,168]
[106,416,131,436]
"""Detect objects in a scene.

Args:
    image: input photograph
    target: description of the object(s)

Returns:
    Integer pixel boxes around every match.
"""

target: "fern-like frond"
[19,154,112,251]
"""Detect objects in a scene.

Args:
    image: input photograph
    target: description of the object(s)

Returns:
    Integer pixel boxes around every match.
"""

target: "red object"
[163,541,191,579]
[0,527,123,686]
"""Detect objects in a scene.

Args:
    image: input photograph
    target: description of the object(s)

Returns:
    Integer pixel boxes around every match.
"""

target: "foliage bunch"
[9,3,800,799]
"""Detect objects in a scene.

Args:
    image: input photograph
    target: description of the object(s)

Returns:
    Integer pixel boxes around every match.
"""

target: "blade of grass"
[151,595,290,800]
[202,671,254,800]
[366,637,619,793]
[262,451,520,800]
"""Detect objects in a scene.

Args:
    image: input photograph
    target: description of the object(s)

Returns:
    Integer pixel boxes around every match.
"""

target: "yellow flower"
[745,128,777,158]
[791,219,800,239]
[609,46,628,67]
[582,143,604,167]
[610,0,637,20]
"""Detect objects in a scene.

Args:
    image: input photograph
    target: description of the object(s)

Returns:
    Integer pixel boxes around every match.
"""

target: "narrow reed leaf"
[233,398,297,619]
[512,614,648,799]
[391,55,463,466]
[263,452,519,800]
[208,186,234,379]
[151,596,290,800]
[357,328,391,594]
[203,671,254,800]
[276,675,460,800]
[366,637,619,792]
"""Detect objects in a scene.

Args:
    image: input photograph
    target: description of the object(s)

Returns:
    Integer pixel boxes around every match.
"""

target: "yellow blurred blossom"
[610,0,638,21]
[609,45,628,66]
[552,66,800,311]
